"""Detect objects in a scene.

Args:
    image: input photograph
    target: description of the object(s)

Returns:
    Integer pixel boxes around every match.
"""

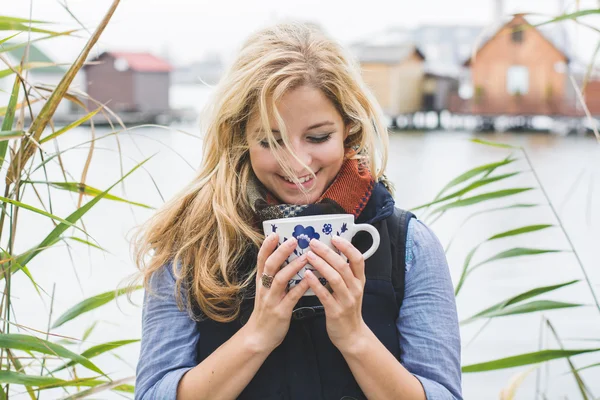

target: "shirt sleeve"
[134,263,199,400]
[396,219,463,400]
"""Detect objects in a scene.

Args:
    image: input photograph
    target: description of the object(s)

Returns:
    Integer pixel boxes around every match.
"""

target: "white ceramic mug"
[262,214,380,296]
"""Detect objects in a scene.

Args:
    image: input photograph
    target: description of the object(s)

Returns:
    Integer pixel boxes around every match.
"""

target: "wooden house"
[462,14,589,116]
[84,52,173,113]
[352,44,426,116]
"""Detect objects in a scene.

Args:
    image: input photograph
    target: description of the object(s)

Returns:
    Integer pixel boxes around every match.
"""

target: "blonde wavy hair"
[131,22,392,323]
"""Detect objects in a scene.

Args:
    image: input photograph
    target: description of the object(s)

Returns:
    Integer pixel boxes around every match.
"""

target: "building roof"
[463,15,572,66]
[353,25,484,78]
[351,43,424,65]
[90,52,173,73]
[3,42,66,74]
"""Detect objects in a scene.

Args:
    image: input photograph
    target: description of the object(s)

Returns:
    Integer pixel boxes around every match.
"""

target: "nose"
[284,145,313,176]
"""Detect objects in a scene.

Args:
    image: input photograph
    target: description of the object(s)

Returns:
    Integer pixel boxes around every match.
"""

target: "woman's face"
[247,85,347,204]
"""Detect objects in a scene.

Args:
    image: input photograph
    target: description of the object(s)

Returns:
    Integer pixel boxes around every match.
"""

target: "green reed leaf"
[0,371,65,387]
[534,9,600,28]
[471,138,520,149]
[429,158,517,201]
[573,362,600,373]
[472,247,563,270]
[0,372,133,393]
[39,107,103,144]
[502,280,578,308]
[23,180,153,209]
[461,280,580,324]
[431,188,534,215]
[64,236,107,252]
[487,224,555,241]
[0,32,21,46]
[52,286,143,329]
[412,172,520,210]
[0,130,25,140]
[0,30,79,54]
[0,22,61,35]
[15,155,153,269]
[0,195,79,228]
[0,334,103,374]
[462,348,600,373]
[454,245,479,296]
[0,69,21,167]
[444,203,539,254]
[82,321,99,342]
[463,300,582,324]
[0,17,50,25]
[58,376,134,399]
[545,319,593,400]
[0,62,71,79]
[52,339,139,373]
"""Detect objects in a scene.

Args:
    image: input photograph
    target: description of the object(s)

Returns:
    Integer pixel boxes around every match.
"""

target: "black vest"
[193,208,414,400]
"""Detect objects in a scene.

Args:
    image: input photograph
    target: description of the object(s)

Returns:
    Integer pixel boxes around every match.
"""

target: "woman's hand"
[244,233,311,354]
[304,236,370,354]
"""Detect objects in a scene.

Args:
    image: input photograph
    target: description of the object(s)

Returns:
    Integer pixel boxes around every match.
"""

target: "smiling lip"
[278,170,320,189]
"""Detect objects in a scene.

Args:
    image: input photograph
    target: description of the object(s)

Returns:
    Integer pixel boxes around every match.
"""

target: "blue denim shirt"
[134,219,463,400]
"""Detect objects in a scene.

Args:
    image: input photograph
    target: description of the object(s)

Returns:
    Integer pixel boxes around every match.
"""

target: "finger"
[256,233,279,277]
[264,237,297,276]
[269,253,308,297]
[309,238,355,287]
[306,251,352,305]
[331,236,366,282]
[281,277,310,310]
[304,269,337,310]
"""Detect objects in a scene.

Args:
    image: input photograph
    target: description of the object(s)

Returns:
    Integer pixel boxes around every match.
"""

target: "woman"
[133,23,462,400]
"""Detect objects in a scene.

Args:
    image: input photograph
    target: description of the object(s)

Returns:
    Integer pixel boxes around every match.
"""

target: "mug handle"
[352,223,380,260]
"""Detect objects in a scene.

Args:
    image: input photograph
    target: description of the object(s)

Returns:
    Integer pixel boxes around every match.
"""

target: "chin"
[274,184,322,205]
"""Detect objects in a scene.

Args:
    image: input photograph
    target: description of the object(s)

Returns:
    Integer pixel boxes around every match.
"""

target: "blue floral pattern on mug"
[292,225,320,249]
[271,224,278,233]
[340,223,348,233]
[322,223,332,235]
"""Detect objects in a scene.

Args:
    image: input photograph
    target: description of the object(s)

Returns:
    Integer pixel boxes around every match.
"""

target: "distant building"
[386,25,483,78]
[0,42,84,117]
[403,25,483,108]
[352,44,426,116]
[84,51,173,113]
[461,14,589,116]
[352,25,482,117]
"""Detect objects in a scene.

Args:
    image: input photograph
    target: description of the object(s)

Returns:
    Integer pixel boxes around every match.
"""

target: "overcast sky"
[7,0,600,65]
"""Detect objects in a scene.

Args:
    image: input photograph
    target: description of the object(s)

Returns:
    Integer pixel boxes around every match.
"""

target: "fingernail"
[307,251,316,259]
[298,253,307,261]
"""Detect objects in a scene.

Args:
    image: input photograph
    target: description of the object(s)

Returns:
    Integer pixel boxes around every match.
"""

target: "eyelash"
[259,133,334,149]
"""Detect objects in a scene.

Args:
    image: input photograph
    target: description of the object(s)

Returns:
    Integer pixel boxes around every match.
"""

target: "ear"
[343,123,350,141]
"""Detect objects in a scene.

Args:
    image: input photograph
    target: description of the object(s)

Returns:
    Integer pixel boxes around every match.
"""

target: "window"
[511,26,524,43]
[507,65,529,95]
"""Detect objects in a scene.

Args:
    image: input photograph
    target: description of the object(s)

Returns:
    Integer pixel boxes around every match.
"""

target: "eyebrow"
[254,121,335,134]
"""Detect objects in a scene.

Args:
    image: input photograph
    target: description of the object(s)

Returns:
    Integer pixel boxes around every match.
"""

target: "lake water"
[7,85,600,399]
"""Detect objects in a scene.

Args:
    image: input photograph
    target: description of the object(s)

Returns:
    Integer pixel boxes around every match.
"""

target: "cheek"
[249,147,277,176]
[320,141,346,168]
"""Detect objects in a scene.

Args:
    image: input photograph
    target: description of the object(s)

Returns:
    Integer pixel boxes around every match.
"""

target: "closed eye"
[307,133,333,143]
[259,132,334,149]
